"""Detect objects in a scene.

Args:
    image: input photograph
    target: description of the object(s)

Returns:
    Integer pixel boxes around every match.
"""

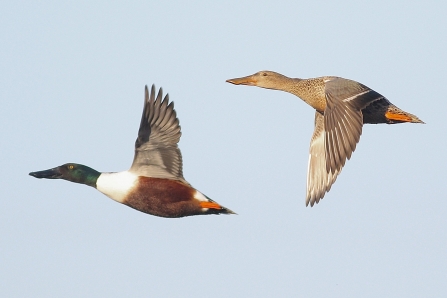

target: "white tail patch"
[193,190,208,202]
[194,190,216,212]
[96,171,138,203]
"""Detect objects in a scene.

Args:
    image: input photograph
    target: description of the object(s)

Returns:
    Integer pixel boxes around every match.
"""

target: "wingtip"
[306,197,320,207]
[145,85,149,99]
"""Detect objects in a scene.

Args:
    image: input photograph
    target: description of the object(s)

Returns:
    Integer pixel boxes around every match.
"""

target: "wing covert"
[323,78,384,174]
[129,85,186,183]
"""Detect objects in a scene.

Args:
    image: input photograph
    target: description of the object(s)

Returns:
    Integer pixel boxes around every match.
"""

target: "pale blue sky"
[2,1,446,297]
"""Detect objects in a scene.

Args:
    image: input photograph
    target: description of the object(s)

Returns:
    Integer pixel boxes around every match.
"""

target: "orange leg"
[199,201,222,209]
[385,111,413,122]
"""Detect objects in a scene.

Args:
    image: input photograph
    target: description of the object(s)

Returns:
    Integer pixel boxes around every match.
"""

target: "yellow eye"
[68,165,74,170]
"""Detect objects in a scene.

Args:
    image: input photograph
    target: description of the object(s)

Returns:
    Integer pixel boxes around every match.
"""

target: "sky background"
[2,1,446,297]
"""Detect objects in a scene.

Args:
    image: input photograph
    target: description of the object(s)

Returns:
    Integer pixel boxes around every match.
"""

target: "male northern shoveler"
[30,85,235,218]
[226,71,424,207]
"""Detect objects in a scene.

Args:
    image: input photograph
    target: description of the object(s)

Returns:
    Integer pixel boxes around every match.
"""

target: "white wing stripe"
[342,90,371,102]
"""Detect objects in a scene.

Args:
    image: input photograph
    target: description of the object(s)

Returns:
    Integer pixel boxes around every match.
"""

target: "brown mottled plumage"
[227,71,424,206]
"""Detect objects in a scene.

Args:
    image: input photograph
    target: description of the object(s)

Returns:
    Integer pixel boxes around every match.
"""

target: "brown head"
[226,71,294,91]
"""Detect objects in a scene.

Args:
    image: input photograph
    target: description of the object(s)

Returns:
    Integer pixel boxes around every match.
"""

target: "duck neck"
[289,78,312,97]
[84,170,101,188]
[268,76,306,98]
[72,166,101,188]
[270,76,324,111]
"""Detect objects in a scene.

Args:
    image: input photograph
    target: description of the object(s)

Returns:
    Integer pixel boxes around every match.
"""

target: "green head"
[29,163,100,188]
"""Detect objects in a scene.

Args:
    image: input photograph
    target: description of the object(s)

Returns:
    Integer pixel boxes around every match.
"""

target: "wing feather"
[306,111,341,206]
[323,78,383,174]
[129,85,186,184]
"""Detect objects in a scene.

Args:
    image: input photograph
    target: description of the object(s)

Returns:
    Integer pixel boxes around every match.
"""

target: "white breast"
[96,171,138,203]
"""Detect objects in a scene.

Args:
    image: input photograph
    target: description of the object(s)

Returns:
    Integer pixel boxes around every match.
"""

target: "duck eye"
[262,73,268,76]
[68,165,74,170]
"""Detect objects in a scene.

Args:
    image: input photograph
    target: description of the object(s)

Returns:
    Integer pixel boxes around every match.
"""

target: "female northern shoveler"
[226,71,424,207]
[30,85,235,218]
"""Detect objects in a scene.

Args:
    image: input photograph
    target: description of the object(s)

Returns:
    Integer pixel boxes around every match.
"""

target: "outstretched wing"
[323,77,384,174]
[306,111,341,206]
[129,85,186,184]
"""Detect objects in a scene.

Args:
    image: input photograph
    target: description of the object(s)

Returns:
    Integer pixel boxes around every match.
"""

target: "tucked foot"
[199,201,237,215]
[385,109,425,124]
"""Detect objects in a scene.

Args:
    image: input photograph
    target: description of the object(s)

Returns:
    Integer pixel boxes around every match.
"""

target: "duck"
[29,85,235,218]
[226,71,424,207]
